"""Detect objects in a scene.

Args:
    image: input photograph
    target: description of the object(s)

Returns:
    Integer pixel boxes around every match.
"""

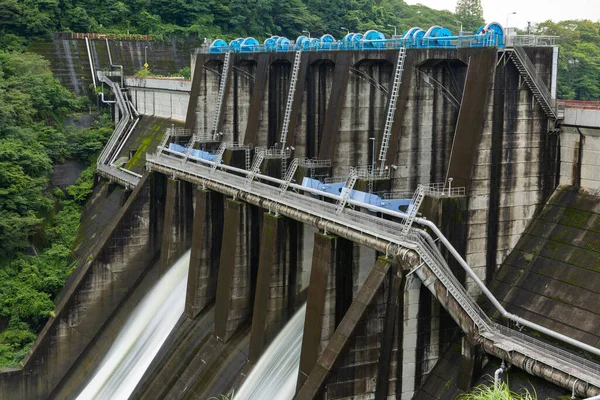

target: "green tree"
[455,0,484,32]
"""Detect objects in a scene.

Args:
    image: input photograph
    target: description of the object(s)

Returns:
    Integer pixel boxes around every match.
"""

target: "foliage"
[135,66,153,78]
[0,50,110,367]
[455,0,484,33]
[535,20,600,100]
[458,378,537,400]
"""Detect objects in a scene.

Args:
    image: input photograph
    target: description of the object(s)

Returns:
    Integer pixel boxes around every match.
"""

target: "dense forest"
[0,51,112,366]
[1,0,599,99]
[0,0,599,369]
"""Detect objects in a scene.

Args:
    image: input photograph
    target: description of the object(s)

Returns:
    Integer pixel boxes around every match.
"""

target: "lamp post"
[144,45,149,67]
[387,24,397,37]
[454,20,463,34]
[341,27,349,35]
[302,30,311,39]
[505,12,517,34]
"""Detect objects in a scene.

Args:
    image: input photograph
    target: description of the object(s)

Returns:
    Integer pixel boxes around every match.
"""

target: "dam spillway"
[3,27,600,400]
[77,251,190,400]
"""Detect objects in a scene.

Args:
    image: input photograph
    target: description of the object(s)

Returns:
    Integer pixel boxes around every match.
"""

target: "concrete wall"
[182,47,561,398]
[0,173,167,400]
[489,186,600,348]
[29,38,198,95]
[560,126,600,191]
[126,77,190,122]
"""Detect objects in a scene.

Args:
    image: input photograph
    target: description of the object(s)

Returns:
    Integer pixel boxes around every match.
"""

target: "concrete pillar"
[297,232,353,392]
[318,54,351,161]
[456,336,482,391]
[214,199,257,342]
[296,258,392,400]
[445,48,497,190]
[159,178,193,274]
[375,264,405,399]
[247,213,294,364]
[185,188,224,318]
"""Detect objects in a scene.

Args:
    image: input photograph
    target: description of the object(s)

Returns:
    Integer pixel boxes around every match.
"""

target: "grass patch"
[458,377,537,400]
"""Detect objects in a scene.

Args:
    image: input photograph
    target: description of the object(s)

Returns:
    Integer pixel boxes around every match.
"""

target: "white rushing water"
[234,304,307,400]
[77,250,190,400]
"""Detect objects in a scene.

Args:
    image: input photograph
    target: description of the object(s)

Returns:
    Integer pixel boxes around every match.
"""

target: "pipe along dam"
[3,25,600,399]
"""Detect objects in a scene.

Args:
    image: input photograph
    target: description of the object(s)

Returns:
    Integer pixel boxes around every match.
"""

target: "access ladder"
[378,48,407,169]
[280,51,302,176]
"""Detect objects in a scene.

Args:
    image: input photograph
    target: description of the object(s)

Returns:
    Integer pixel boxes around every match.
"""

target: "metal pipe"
[105,38,124,87]
[156,151,600,358]
[85,37,97,89]
[147,158,421,261]
[110,117,140,165]
[494,361,506,388]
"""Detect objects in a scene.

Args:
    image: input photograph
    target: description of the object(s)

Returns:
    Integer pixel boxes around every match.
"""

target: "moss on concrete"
[490,186,600,349]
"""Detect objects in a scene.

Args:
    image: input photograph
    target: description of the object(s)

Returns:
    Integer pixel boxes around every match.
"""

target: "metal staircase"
[245,150,265,185]
[378,48,407,169]
[279,158,299,194]
[280,51,302,176]
[212,51,231,136]
[335,170,358,214]
[187,51,231,152]
[399,184,425,237]
[210,142,227,173]
[509,47,557,120]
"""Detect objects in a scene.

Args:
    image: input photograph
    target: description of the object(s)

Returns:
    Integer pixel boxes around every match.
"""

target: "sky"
[405,0,599,29]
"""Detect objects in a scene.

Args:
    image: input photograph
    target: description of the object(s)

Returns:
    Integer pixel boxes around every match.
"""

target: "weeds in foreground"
[458,377,537,400]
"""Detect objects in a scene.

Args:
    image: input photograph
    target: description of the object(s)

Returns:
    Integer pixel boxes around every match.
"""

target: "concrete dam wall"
[28,37,198,95]
[4,44,597,400]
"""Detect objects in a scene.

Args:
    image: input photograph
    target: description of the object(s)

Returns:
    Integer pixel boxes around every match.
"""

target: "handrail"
[148,147,600,369]
[84,37,97,89]
[511,46,557,118]
[105,38,124,87]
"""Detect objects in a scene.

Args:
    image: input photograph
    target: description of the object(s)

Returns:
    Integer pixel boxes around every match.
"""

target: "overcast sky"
[405,0,598,29]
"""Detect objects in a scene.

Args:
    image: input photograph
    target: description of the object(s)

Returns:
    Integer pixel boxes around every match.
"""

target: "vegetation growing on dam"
[0,50,111,366]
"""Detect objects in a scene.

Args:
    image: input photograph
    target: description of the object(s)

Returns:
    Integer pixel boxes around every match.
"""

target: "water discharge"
[234,304,307,400]
[77,250,190,400]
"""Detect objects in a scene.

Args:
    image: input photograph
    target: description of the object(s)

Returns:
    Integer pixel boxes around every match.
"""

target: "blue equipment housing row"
[167,144,415,213]
[169,143,219,162]
[301,177,413,213]
[209,22,505,53]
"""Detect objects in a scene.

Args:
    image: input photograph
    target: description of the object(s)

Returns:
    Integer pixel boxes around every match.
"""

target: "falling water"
[234,304,307,400]
[77,250,190,400]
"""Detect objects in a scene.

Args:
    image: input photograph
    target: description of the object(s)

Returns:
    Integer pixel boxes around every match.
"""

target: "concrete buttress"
[248,213,295,364]
[296,258,392,399]
[159,178,193,274]
[445,48,497,190]
[185,188,224,318]
[297,232,354,393]
[214,198,259,342]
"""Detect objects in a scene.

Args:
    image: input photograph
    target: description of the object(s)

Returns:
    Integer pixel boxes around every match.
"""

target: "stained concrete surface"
[490,186,600,349]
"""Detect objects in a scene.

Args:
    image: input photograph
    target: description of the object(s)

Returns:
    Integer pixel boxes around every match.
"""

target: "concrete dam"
[2,29,600,400]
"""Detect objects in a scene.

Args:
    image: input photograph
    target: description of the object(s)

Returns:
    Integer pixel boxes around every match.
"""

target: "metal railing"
[95,71,141,188]
[298,158,332,169]
[199,34,505,55]
[510,46,557,119]
[255,146,292,159]
[144,151,600,389]
[510,35,559,47]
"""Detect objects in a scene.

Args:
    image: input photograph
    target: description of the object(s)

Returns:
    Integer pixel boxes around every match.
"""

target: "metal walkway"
[146,150,600,394]
[96,71,142,189]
